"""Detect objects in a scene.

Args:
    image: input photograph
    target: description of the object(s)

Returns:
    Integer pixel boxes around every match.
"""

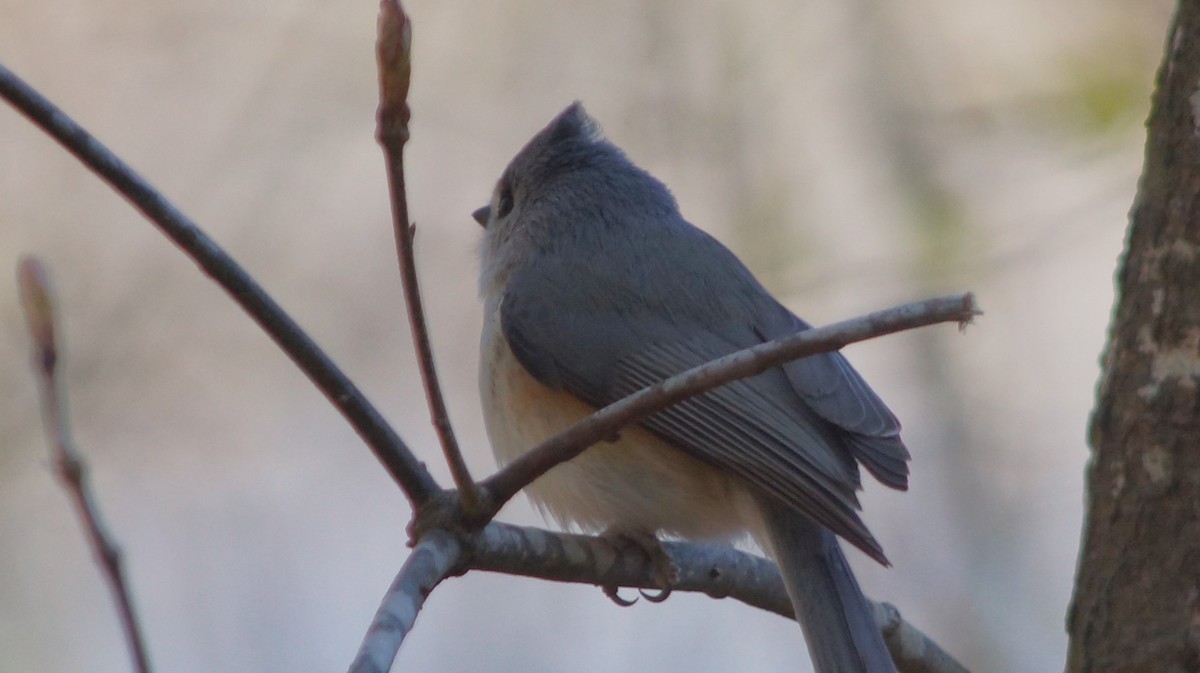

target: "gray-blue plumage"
[496,104,908,565]
[478,102,907,673]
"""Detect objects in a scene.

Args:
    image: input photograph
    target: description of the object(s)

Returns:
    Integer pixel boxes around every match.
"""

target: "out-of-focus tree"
[1067,2,1200,671]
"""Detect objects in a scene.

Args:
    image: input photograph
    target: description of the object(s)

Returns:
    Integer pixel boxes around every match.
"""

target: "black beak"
[472,205,491,227]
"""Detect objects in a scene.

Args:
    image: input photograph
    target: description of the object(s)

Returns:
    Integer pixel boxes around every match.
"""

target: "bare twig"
[481,293,981,515]
[0,61,440,508]
[375,0,477,512]
[347,530,464,673]
[17,258,154,673]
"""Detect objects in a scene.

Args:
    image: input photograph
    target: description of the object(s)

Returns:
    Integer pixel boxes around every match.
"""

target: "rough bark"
[1067,2,1200,672]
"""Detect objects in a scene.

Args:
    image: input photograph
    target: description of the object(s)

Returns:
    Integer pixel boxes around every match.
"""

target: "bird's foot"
[600,528,677,606]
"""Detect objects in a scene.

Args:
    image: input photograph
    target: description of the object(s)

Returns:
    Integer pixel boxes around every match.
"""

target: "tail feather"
[757,497,897,673]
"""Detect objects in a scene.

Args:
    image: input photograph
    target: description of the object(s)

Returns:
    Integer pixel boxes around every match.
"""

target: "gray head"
[474,103,680,297]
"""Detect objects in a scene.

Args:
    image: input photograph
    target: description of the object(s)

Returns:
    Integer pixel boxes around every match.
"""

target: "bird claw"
[599,528,678,605]
[639,586,672,603]
[604,584,639,607]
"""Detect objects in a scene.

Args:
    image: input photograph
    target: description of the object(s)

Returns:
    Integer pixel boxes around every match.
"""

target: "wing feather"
[763,314,911,490]
[497,224,908,564]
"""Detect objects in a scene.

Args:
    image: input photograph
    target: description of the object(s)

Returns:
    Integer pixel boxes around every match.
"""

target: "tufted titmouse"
[474,103,908,673]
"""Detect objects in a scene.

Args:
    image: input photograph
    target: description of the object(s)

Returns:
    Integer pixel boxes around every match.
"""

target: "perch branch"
[358,522,970,673]
[471,523,968,672]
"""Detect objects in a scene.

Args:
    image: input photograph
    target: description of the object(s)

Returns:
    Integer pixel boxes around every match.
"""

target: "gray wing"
[500,249,898,564]
[759,312,911,490]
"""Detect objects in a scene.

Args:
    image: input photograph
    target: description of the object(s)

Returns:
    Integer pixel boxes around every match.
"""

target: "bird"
[474,102,907,673]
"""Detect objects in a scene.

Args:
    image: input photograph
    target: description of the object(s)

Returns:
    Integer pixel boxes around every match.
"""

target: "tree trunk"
[1066,2,1200,672]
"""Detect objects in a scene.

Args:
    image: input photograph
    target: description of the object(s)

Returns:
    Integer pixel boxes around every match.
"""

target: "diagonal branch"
[375,0,477,511]
[347,530,464,673]
[0,61,441,508]
[480,293,981,517]
[17,258,155,673]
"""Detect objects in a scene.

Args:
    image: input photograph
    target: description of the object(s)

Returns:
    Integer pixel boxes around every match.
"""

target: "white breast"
[478,298,761,541]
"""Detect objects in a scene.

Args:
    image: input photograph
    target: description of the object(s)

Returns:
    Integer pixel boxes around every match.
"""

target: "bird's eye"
[496,185,514,219]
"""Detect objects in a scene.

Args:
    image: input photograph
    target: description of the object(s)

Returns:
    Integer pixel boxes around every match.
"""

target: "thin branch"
[481,292,981,515]
[375,0,477,511]
[347,530,464,673]
[0,62,440,508]
[17,258,154,673]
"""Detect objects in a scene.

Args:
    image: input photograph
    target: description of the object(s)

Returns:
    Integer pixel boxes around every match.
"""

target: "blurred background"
[0,1,1172,671]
